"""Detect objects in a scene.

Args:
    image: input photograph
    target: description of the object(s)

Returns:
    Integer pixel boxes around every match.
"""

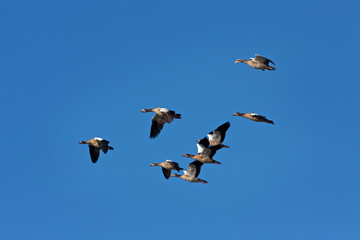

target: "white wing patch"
[197,143,205,154]
[166,160,173,163]
[251,113,259,117]
[183,170,188,175]
[159,108,169,113]
[207,133,214,141]
[94,137,103,141]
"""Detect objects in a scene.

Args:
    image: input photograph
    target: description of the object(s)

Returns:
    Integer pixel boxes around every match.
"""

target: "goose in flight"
[235,54,276,71]
[171,160,207,184]
[150,160,183,179]
[233,112,274,124]
[141,107,181,138]
[182,137,222,164]
[79,137,114,163]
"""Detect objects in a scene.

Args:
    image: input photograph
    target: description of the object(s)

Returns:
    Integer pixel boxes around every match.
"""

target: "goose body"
[79,137,114,163]
[233,112,274,124]
[141,107,181,138]
[235,54,275,71]
[171,160,207,183]
[150,160,183,179]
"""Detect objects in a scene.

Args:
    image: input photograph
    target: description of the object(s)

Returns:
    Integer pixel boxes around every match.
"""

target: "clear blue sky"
[1,0,360,239]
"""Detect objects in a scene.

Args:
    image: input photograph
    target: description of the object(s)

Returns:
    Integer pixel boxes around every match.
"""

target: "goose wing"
[162,168,171,179]
[197,137,209,154]
[200,147,211,157]
[98,139,110,153]
[251,113,267,121]
[197,143,205,154]
[186,161,204,177]
[89,145,100,163]
[150,114,165,138]
[208,131,220,143]
[166,160,182,171]
[209,122,230,143]
[163,110,176,123]
[172,162,182,171]
[198,137,210,148]
[255,54,275,65]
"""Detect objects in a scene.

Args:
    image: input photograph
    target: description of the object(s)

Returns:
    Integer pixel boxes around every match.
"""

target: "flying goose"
[79,137,114,163]
[233,112,274,124]
[141,107,181,138]
[235,54,276,71]
[150,160,183,179]
[207,121,230,148]
[171,160,207,183]
[182,137,222,164]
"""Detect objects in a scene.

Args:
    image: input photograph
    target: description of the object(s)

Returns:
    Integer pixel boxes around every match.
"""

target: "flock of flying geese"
[79,54,276,184]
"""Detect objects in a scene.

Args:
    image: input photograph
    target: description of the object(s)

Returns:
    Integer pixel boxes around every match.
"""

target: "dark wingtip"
[150,134,158,139]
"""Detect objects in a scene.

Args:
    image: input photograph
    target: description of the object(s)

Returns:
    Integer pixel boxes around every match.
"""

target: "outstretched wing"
[166,160,182,171]
[255,54,275,65]
[162,168,171,179]
[186,161,204,177]
[198,137,210,147]
[89,145,100,163]
[150,115,165,138]
[212,122,230,142]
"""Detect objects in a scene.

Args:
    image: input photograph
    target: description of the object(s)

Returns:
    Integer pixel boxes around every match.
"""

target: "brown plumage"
[235,54,276,71]
[79,137,114,163]
[141,107,181,138]
[149,160,183,179]
[171,160,207,184]
[233,112,274,124]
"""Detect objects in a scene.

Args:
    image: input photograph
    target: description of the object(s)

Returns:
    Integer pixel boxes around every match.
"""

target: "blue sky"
[1,0,360,239]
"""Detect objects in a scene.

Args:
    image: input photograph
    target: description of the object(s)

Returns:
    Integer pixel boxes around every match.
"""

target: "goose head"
[233,112,245,117]
[234,59,244,63]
